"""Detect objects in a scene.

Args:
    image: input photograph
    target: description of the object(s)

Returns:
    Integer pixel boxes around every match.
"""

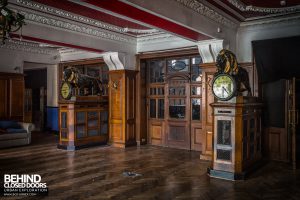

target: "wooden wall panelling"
[9,78,24,120]
[0,73,24,121]
[191,124,202,151]
[0,79,7,119]
[190,82,203,151]
[109,70,137,148]
[135,58,147,145]
[200,64,216,160]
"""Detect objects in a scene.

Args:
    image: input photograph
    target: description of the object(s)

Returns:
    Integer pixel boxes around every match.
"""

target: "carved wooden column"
[109,70,137,148]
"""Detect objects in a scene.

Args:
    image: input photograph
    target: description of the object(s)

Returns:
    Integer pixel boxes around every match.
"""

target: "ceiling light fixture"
[0,0,26,44]
[280,1,286,6]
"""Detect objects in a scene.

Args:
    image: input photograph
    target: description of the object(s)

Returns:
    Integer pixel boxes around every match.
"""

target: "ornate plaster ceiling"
[205,0,300,21]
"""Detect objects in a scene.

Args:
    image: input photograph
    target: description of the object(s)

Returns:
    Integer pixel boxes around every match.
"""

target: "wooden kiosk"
[208,97,262,180]
[207,49,262,180]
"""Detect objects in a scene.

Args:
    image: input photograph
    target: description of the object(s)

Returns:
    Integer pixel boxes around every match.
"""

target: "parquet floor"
[0,132,300,200]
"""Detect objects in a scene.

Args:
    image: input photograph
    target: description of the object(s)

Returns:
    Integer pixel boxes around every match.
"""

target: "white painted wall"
[0,47,58,73]
[237,17,300,62]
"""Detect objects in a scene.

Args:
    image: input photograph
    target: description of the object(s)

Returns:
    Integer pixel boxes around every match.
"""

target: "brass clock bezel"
[212,73,236,101]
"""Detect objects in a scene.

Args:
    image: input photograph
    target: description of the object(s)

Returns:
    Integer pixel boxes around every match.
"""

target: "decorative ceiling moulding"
[14,0,150,37]
[227,0,300,14]
[175,0,238,28]
[240,14,300,28]
[197,39,224,63]
[0,40,57,55]
[103,52,125,70]
[137,33,176,43]
[210,39,224,60]
[17,10,136,44]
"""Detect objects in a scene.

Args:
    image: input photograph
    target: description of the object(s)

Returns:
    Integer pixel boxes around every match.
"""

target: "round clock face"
[61,82,72,100]
[212,74,236,101]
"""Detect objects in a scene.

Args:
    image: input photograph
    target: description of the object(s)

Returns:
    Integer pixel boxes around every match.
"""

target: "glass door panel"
[169,98,186,119]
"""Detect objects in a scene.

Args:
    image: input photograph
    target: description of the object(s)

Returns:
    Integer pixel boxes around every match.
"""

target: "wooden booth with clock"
[58,59,109,150]
[208,49,262,180]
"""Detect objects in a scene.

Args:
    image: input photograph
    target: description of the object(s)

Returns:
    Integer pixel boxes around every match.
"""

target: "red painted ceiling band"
[32,0,148,30]
[82,0,211,41]
[10,34,104,53]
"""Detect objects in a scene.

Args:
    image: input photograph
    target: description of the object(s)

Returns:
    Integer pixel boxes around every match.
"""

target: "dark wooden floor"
[0,132,300,200]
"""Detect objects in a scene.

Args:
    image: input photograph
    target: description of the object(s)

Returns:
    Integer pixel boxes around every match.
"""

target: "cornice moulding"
[175,0,238,28]
[137,33,178,43]
[15,0,159,37]
[0,40,58,55]
[17,10,136,44]
[240,14,300,28]
[15,0,127,35]
[228,0,300,13]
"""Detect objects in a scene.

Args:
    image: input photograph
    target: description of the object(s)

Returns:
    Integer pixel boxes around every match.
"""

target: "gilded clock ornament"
[213,49,251,100]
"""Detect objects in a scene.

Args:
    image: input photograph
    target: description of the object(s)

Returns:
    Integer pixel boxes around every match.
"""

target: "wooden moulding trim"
[200,62,253,68]
[108,69,138,73]
[137,48,200,59]
[200,63,216,68]
[60,58,105,66]
[0,72,25,77]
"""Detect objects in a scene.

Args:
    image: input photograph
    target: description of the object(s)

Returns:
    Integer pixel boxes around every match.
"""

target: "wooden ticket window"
[146,56,203,150]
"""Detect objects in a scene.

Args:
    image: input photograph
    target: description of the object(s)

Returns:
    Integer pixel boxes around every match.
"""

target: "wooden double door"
[148,75,201,150]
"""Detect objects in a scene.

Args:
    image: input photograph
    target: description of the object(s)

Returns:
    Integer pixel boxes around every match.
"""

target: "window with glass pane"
[192,99,201,120]
[150,88,156,95]
[169,99,185,119]
[157,87,164,95]
[167,58,189,73]
[158,99,164,119]
[88,111,98,127]
[191,56,202,82]
[169,87,185,96]
[149,60,165,83]
[191,86,201,96]
[76,112,85,124]
[150,99,156,118]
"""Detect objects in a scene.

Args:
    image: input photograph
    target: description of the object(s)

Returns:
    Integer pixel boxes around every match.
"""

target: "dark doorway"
[24,69,47,131]
[253,36,300,167]
[262,79,288,161]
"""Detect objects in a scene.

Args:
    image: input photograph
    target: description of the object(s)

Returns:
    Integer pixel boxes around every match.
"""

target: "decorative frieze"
[15,0,158,36]
[137,33,176,43]
[18,10,136,44]
[0,40,58,55]
[228,0,300,13]
[175,0,238,28]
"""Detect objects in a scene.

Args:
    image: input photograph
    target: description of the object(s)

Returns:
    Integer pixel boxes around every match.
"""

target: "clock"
[212,74,236,101]
[61,82,72,100]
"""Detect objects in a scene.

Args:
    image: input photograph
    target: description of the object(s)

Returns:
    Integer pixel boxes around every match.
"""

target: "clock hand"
[222,86,229,94]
